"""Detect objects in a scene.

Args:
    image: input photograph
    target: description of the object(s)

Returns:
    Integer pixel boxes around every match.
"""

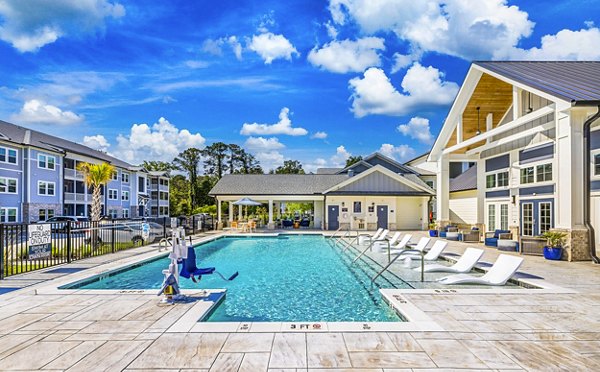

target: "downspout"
[583,106,600,264]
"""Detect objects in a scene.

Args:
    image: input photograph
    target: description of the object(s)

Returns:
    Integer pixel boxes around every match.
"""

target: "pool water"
[69,235,407,322]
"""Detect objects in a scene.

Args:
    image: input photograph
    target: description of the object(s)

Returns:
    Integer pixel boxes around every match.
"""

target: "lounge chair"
[282,219,293,228]
[387,231,402,246]
[415,247,484,273]
[389,234,412,252]
[360,228,383,242]
[373,231,402,252]
[299,219,310,228]
[399,240,446,261]
[438,254,524,286]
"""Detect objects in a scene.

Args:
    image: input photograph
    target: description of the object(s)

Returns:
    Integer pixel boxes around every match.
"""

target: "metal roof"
[209,174,349,195]
[474,61,600,104]
[0,120,133,169]
[449,164,477,192]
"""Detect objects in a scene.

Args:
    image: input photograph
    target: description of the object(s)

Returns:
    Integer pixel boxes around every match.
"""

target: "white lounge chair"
[415,247,484,273]
[387,231,402,246]
[372,231,401,252]
[359,228,383,243]
[389,234,412,253]
[438,254,524,286]
[373,229,389,242]
[399,240,446,261]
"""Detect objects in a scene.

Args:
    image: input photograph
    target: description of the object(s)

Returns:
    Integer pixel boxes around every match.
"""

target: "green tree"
[77,162,115,221]
[274,160,305,174]
[172,148,202,208]
[345,155,363,167]
[227,144,243,174]
[196,175,217,206]
[141,160,174,173]
[169,174,191,216]
[238,151,263,174]
[202,142,229,179]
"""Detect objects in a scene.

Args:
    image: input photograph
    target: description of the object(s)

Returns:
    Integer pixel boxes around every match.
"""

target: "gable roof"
[449,164,477,192]
[0,119,133,169]
[474,61,600,105]
[363,152,420,175]
[316,167,343,174]
[209,174,348,196]
[337,160,373,174]
[325,165,434,195]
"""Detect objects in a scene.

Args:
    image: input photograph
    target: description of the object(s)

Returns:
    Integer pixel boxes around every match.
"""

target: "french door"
[520,199,553,236]
[486,202,509,231]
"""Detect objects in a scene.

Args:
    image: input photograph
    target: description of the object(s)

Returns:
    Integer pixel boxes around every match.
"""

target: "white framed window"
[522,203,534,236]
[0,207,18,222]
[108,189,118,200]
[500,204,509,231]
[486,170,509,189]
[0,147,18,165]
[539,202,552,234]
[122,172,130,183]
[0,177,17,193]
[112,171,118,181]
[108,209,118,219]
[487,202,509,231]
[353,201,362,213]
[138,176,146,193]
[122,190,129,201]
[521,162,552,185]
[38,181,55,196]
[488,204,496,231]
[520,166,535,184]
[122,208,129,218]
[37,154,56,170]
[39,209,55,221]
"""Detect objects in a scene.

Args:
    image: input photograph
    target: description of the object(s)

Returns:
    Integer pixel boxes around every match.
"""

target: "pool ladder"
[370,248,425,285]
[158,237,172,251]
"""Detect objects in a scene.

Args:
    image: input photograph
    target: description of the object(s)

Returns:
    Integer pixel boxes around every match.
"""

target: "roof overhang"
[324,165,434,195]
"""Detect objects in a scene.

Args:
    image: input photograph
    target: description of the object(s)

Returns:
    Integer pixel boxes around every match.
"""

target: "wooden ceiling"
[447,73,513,154]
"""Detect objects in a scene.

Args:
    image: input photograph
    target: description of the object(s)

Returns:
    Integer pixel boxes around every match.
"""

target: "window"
[122,172,129,183]
[488,204,496,231]
[500,204,509,231]
[0,208,17,222]
[486,174,496,188]
[38,181,55,196]
[112,171,118,181]
[536,163,552,182]
[0,147,17,164]
[122,209,129,218]
[38,154,56,170]
[520,167,535,184]
[138,176,145,193]
[425,180,434,188]
[39,209,55,221]
[108,209,118,219]
[539,202,552,234]
[108,189,118,200]
[522,203,533,236]
[0,177,17,193]
[486,171,509,189]
[595,154,600,176]
[497,171,509,187]
[353,201,362,213]
[122,190,129,201]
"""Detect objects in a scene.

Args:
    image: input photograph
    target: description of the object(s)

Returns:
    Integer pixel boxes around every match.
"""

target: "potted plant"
[428,223,438,237]
[541,231,567,260]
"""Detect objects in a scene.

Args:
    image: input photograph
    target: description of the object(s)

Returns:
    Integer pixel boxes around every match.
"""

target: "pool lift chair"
[157,225,238,304]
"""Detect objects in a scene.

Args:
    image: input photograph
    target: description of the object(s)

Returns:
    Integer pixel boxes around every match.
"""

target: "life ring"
[342,213,348,219]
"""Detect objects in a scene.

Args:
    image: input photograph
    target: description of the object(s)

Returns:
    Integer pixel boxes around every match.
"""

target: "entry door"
[377,205,388,229]
[520,199,553,236]
[138,206,145,218]
[328,205,339,230]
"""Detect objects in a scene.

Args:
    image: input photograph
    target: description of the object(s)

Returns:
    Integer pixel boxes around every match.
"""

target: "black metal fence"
[0,214,216,279]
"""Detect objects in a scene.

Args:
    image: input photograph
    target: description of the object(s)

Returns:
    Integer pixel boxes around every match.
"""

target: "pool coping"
[31,231,576,333]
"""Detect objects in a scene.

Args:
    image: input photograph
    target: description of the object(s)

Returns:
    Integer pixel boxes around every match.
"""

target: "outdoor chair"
[484,229,511,247]
[282,219,293,228]
[299,219,310,228]
[398,240,447,261]
[415,247,484,273]
[438,254,524,286]
[460,227,480,242]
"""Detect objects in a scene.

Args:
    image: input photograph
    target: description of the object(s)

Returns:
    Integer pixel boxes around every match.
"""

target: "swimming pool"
[67,235,407,322]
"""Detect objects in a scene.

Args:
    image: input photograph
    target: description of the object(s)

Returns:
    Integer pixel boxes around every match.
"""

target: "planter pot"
[429,229,438,237]
[543,246,563,260]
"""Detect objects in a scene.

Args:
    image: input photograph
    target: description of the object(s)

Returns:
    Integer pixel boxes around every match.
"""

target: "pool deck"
[1,230,599,371]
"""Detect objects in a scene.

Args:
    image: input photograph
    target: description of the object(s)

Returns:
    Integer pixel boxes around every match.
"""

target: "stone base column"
[555,227,591,261]
[509,225,520,251]
[436,220,452,229]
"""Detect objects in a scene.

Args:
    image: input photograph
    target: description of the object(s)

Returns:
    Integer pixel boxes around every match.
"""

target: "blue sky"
[0,0,599,172]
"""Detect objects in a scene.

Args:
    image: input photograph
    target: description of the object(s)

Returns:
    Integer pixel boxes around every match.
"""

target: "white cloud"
[311,131,328,139]
[254,151,285,171]
[308,37,385,73]
[303,158,328,174]
[112,117,205,163]
[0,0,125,52]
[11,99,83,125]
[185,60,210,69]
[391,53,414,73]
[248,32,299,64]
[330,145,351,167]
[397,116,434,144]
[244,136,285,151]
[349,63,459,117]
[378,143,416,162]
[329,0,534,61]
[82,134,110,152]
[503,27,600,60]
[325,21,338,39]
[240,107,308,136]
[227,36,243,60]
[201,36,243,60]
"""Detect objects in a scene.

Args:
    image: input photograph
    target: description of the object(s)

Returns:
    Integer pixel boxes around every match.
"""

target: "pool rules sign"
[28,224,52,259]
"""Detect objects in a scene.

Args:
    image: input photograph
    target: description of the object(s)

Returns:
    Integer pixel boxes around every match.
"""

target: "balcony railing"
[64,192,88,202]
[64,169,84,179]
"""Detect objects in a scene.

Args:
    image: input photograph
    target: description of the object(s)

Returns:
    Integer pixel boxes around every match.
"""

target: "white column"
[237,203,242,220]
[268,199,274,229]
[476,158,486,226]
[229,201,234,222]
[456,116,463,143]
[512,86,520,121]
[436,154,450,223]
[486,113,493,143]
[217,199,222,223]
[421,197,429,230]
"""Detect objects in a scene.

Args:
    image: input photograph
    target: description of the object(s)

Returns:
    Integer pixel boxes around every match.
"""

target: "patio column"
[436,154,450,228]
[217,199,223,229]
[238,202,242,220]
[268,199,274,229]
[229,201,234,223]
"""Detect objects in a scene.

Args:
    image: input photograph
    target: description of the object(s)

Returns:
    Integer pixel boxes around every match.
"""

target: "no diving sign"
[28,224,52,259]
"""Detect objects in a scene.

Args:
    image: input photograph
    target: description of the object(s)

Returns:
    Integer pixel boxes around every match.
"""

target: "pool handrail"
[371,247,425,285]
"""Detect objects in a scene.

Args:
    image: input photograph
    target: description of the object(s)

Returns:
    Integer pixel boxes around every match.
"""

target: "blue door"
[328,205,339,230]
[520,199,553,236]
[377,205,388,229]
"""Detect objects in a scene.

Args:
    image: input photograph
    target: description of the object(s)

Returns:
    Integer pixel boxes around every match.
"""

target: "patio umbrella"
[232,197,262,219]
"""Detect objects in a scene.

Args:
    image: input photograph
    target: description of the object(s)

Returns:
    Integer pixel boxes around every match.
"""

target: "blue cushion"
[485,237,498,247]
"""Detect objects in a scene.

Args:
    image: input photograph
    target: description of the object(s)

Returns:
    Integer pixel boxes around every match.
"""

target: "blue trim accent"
[519,143,554,164]
[591,180,600,191]
[486,190,510,198]
[591,130,600,150]
[520,198,554,236]
[485,154,509,172]
[519,185,554,196]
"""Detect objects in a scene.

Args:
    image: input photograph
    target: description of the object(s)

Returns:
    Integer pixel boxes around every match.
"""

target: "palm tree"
[77,162,115,221]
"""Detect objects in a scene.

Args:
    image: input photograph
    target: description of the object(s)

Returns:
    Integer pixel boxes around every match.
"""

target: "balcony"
[64,169,84,179]
[64,192,89,202]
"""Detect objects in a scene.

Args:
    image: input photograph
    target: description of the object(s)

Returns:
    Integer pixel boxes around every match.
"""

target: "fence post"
[111,222,116,253]
[66,221,72,263]
[192,215,196,235]
[0,224,4,280]
[163,217,167,238]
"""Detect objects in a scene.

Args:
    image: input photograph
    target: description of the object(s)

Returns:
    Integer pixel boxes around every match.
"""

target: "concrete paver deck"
[0,230,599,371]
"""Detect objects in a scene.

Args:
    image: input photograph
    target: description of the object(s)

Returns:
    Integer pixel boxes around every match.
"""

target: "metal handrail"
[158,237,172,251]
[352,237,390,264]
[341,232,360,251]
[371,248,425,285]
[328,226,344,240]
